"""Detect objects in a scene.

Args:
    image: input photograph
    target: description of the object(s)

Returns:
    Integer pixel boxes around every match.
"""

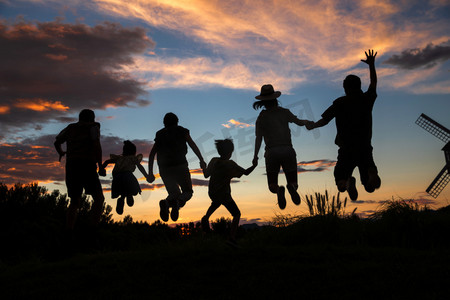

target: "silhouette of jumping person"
[252,84,313,209]
[306,50,381,201]
[148,112,206,222]
[201,139,256,247]
[54,109,106,232]
[102,140,151,215]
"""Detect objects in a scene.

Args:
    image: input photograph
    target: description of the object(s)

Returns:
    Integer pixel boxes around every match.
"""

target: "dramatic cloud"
[0,133,153,186]
[0,19,155,135]
[0,134,64,185]
[384,41,450,69]
[126,56,305,91]
[92,0,450,92]
[222,119,254,129]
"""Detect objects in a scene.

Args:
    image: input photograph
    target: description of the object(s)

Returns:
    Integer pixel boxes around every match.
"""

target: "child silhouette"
[306,50,381,201]
[252,84,313,209]
[201,139,256,247]
[102,140,151,215]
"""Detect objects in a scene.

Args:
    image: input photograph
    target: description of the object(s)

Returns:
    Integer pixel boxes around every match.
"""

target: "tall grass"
[269,190,353,227]
[304,190,354,217]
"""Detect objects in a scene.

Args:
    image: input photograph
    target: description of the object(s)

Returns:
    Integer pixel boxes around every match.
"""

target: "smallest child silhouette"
[201,139,256,247]
[102,140,151,215]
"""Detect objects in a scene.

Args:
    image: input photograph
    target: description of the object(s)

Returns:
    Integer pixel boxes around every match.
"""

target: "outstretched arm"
[292,118,314,127]
[101,158,114,170]
[361,49,377,91]
[243,164,256,176]
[306,118,330,130]
[186,134,207,169]
[136,163,151,182]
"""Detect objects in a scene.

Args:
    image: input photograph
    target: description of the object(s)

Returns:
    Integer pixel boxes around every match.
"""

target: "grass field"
[1,184,450,299]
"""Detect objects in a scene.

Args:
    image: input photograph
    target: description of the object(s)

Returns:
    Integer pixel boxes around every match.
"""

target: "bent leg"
[90,190,105,226]
[358,149,381,193]
[223,197,241,241]
[267,171,279,193]
[334,149,356,192]
[202,200,221,233]
[176,164,193,207]
[160,167,181,206]
[66,196,81,230]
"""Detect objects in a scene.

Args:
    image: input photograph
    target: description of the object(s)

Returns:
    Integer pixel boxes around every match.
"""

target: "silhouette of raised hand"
[361,49,377,65]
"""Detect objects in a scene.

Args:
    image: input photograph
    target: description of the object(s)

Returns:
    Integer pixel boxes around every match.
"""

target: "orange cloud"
[95,0,450,93]
[222,119,254,129]
[189,168,204,175]
[0,106,10,114]
[14,98,69,112]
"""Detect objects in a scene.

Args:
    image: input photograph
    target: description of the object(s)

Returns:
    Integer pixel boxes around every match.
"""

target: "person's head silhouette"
[343,75,362,96]
[79,109,95,122]
[253,84,281,110]
[163,112,179,127]
[123,140,137,156]
[215,139,234,159]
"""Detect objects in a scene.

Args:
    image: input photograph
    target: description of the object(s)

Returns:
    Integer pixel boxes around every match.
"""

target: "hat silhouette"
[255,84,281,100]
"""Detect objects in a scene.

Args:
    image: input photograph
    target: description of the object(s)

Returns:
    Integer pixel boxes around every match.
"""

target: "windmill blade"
[444,142,450,164]
[416,114,450,143]
[426,164,450,198]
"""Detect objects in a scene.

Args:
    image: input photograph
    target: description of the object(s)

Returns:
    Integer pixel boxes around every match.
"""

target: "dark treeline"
[2,183,450,264]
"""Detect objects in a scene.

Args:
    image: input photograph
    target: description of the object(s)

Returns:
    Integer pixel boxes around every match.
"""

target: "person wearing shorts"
[201,139,256,247]
[252,84,313,209]
[54,109,106,232]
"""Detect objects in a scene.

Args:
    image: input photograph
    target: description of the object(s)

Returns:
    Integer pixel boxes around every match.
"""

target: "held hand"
[98,167,106,177]
[252,159,258,167]
[361,49,377,66]
[200,160,207,170]
[147,174,155,183]
[58,151,66,162]
[305,121,315,130]
[252,156,258,166]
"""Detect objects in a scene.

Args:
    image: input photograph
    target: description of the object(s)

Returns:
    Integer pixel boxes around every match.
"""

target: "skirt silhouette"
[111,171,141,199]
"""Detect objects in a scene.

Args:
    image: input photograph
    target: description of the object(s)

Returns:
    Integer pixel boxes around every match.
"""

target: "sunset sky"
[1,0,449,225]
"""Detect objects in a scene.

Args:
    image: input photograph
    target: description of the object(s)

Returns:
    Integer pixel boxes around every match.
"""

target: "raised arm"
[361,49,377,91]
[186,133,207,169]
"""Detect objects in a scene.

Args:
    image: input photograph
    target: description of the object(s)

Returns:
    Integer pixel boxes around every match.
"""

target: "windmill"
[415,113,450,198]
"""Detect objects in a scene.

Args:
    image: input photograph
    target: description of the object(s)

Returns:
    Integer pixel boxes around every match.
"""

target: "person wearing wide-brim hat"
[252,84,313,209]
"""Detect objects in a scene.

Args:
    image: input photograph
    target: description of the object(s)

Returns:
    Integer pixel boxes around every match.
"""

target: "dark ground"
[1,184,450,299]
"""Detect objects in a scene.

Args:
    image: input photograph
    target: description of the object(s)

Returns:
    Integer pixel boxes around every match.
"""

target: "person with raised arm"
[306,49,381,201]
